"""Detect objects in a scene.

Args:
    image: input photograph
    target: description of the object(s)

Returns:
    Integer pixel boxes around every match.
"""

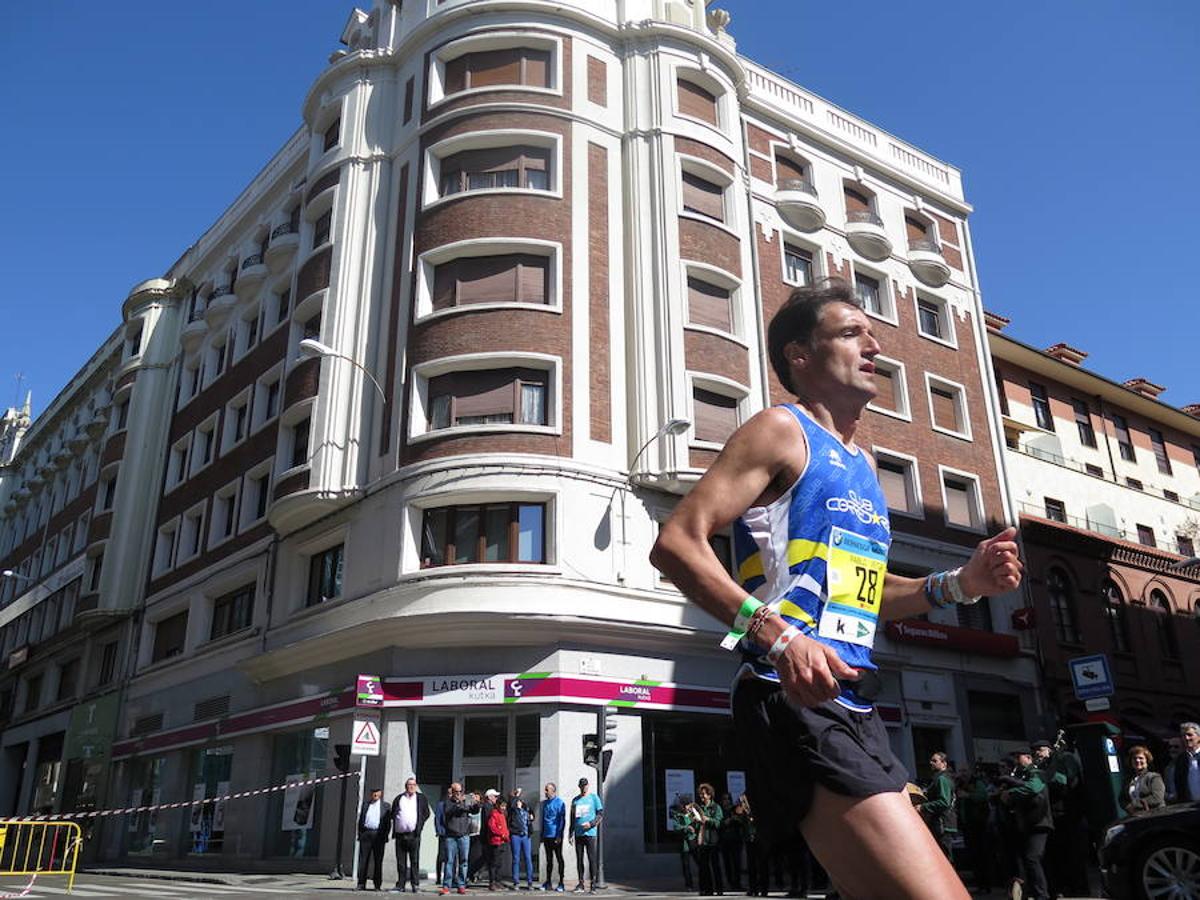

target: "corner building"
[0,0,1038,877]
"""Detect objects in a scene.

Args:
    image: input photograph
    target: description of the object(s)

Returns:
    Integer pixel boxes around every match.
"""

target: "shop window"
[188,746,233,854]
[428,369,547,430]
[266,728,329,857]
[1046,567,1081,645]
[151,611,188,662]
[693,387,739,445]
[438,146,550,196]
[686,276,732,332]
[433,254,548,310]
[416,717,455,789]
[421,502,546,567]
[677,77,719,126]
[126,756,165,855]
[306,543,344,607]
[445,47,551,93]
[211,585,254,640]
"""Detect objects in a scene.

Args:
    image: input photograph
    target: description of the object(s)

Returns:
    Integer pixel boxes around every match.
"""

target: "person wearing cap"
[568,777,603,893]
[999,749,1051,900]
[1032,736,1086,899]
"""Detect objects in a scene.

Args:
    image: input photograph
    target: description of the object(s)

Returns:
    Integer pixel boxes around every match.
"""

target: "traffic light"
[582,733,600,768]
[601,708,618,746]
[333,743,351,773]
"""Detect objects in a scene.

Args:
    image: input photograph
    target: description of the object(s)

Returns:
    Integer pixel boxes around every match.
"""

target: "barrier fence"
[0,820,82,897]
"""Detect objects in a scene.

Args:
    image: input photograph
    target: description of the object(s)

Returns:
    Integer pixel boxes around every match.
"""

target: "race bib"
[816,526,887,647]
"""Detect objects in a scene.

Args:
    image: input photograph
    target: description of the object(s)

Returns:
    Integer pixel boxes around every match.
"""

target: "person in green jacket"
[1001,750,1052,900]
[672,795,699,891]
[693,784,724,896]
[919,752,958,860]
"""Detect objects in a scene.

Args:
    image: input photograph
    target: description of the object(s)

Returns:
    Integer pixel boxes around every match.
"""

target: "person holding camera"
[692,783,724,896]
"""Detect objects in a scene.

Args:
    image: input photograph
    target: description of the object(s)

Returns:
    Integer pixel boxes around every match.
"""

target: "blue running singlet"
[733,404,891,711]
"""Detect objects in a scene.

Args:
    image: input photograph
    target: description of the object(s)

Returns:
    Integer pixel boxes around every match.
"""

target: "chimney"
[1045,343,1088,366]
[1124,377,1166,400]
[983,310,1010,332]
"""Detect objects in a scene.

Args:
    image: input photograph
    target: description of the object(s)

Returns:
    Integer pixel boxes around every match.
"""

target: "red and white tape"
[4,770,359,822]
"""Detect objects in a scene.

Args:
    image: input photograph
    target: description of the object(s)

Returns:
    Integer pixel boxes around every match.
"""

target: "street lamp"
[1,570,33,582]
[297,338,386,404]
[628,417,691,479]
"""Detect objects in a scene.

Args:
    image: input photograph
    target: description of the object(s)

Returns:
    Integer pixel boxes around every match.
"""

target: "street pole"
[595,709,607,891]
[350,755,366,883]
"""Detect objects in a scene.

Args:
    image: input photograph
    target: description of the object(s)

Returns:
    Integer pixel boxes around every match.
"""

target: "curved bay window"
[1046,567,1081,645]
[421,502,545,567]
[428,368,547,430]
[439,146,550,197]
[1102,580,1130,652]
[1150,589,1180,659]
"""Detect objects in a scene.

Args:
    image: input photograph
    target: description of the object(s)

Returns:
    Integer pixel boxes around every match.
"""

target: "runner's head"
[767,279,878,401]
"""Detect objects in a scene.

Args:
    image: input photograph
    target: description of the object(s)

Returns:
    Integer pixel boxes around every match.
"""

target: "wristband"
[745,605,777,643]
[720,597,764,651]
[765,624,801,665]
[925,568,980,608]
[946,567,981,605]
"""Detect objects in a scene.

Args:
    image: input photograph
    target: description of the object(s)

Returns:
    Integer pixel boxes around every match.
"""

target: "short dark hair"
[766,278,861,394]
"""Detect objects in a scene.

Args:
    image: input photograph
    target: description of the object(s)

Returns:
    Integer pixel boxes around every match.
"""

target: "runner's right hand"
[775,632,858,707]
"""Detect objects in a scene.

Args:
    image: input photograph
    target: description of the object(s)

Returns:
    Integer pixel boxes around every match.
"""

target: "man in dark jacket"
[391,776,431,893]
[358,787,393,891]
[1002,751,1052,900]
[440,783,481,895]
[1033,737,1087,899]
[919,752,958,860]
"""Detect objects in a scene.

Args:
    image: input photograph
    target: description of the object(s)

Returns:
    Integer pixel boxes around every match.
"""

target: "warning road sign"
[351,717,381,757]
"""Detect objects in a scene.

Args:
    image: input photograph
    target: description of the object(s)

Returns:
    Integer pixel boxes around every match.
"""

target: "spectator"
[434,787,450,887]
[1001,750,1052,900]
[958,764,995,894]
[919,751,957,860]
[692,783,724,897]
[568,777,603,893]
[718,793,745,892]
[738,795,765,897]
[391,776,431,893]
[671,793,699,891]
[1032,736,1087,900]
[1167,721,1200,803]
[357,787,393,892]
[539,782,566,892]
[486,799,511,890]
[508,788,535,890]
[440,783,480,896]
[470,790,500,884]
[1123,744,1166,815]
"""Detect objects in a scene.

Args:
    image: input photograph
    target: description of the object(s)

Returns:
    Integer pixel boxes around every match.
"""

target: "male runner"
[651,279,1022,899]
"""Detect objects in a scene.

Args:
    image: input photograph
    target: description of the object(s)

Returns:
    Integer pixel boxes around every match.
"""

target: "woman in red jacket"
[486,799,510,890]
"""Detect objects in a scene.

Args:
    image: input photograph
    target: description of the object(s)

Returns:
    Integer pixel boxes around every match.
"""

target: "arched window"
[1047,567,1081,644]
[1102,580,1130,653]
[1150,589,1180,659]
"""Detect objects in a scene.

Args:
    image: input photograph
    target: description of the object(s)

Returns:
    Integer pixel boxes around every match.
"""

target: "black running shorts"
[731,675,909,834]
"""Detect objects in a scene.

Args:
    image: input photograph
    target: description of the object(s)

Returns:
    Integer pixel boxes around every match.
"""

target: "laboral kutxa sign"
[374,673,729,714]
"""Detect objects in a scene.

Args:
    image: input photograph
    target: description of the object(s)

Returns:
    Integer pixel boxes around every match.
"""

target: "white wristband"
[765,624,801,665]
[947,567,981,605]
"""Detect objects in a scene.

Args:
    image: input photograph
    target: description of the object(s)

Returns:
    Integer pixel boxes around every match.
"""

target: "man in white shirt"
[391,776,431,893]
[358,788,392,891]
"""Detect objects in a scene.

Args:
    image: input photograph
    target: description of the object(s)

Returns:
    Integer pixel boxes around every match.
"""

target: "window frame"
[209,583,255,641]
[677,156,734,230]
[687,373,750,450]
[675,73,722,129]
[240,458,274,532]
[178,501,207,564]
[682,262,744,341]
[415,239,562,322]
[871,446,922,519]
[305,543,346,608]
[222,389,253,455]
[209,479,242,550]
[924,373,972,441]
[852,265,897,325]
[1046,567,1082,645]
[424,130,563,209]
[913,293,957,349]
[418,501,548,568]
[937,465,985,533]
[152,517,180,577]
[1112,414,1136,461]
[1071,398,1096,448]
[781,240,816,289]
[866,355,911,422]
[191,414,219,477]
[428,32,563,107]
[149,608,189,664]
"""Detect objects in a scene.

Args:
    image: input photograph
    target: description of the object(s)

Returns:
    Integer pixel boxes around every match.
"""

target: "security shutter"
[677,78,718,125]
[681,171,724,221]
[694,388,738,443]
[687,277,732,331]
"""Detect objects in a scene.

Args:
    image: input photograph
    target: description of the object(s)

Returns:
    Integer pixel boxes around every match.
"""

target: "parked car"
[1098,801,1200,899]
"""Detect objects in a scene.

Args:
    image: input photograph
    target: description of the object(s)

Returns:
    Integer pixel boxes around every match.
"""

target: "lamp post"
[628,417,691,479]
[297,338,386,404]
[1,570,34,582]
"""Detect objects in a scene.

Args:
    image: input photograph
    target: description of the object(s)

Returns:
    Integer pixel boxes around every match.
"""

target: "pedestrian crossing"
[5,877,303,897]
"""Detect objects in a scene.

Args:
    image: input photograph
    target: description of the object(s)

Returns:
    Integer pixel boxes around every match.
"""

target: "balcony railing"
[210,286,233,299]
[1009,442,1200,511]
[777,178,817,197]
[847,210,884,227]
[271,223,297,239]
[908,239,942,255]
[241,254,264,270]
[1018,501,1131,541]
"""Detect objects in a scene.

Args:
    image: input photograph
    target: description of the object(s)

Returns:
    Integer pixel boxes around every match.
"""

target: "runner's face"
[791,303,880,402]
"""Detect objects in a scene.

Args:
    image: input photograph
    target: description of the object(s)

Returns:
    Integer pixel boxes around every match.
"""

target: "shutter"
[456,257,519,305]
[905,216,928,242]
[524,49,551,87]
[468,146,524,174]
[677,78,718,125]
[872,368,895,411]
[877,461,909,511]
[444,56,467,94]
[931,387,959,432]
[694,388,738,443]
[844,187,871,213]
[468,48,523,88]
[432,261,458,310]
[454,370,519,419]
[681,171,724,221]
[687,277,731,331]
[775,155,806,184]
[944,480,973,527]
[516,255,548,303]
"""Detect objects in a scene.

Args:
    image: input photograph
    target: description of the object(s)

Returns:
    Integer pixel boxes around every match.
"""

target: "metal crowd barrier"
[0,820,81,894]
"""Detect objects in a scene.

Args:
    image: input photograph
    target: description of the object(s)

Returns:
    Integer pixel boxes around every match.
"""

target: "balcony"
[204,286,237,328]
[265,224,300,273]
[907,239,951,287]
[1018,501,1130,541]
[181,315,208,352]
[774,179,825,232]
[236,254,268,297]
[844,210,892,261]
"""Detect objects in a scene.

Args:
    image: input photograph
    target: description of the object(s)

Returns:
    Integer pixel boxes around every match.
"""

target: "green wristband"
[720,597,763,651]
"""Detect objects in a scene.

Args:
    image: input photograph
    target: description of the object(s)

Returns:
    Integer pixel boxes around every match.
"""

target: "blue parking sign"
[1068,654,1114,700]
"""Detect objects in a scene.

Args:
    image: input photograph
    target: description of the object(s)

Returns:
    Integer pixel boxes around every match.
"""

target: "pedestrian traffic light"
[333,743,351,773]
[582,733,600,768]
[601,708,618,746]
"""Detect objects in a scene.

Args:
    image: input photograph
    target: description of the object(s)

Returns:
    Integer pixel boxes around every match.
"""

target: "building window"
[1165,489,1180,502]
[1149,428,1172,475]
[100,473,118,511]
[420,503,545,567]
[114,396,130,431]
[244,468,272,527]
[676,77,719,126]
[686,277,732,332]
[1126,477,1144,491]
[428,369,547,430]
[97,641,118,686]
[445,47,551,93]
[275,288,291,326]
[868,357,909,419]
[994,369,1010,417]
[941,471,982,530]
[854,272,882,316]
[439,146,550,197]
[125,324,143,359]
[1072,399,1096,447]
[916,297,947,342]
[680,169,725,223]
[844,186,873,217]
[1046,567,1081,644]
[1150,590,1179,659]
[211,486,238,544]
[261,378,281,424]
[784,245,812,286]
[306,544,345,606]
[1136,524,1156,548]
[224,396,250,451]
[774,154,808,187]
[956,596,993,632]
[433,255,548,310]
[312,210,332,248]
[151,611,188,662]
[927,377,969,438]
[211,585,254,640]
[1112,414,1135,461]
[1178,534,1196,557]
[693,387,739,444]
[22,674,41,713]
[322,117,340,152]
[153,523,178,576]
[1102,580,1130,653]
[875,451,919,516]
[180,506,205,560]
[57,658,80,702]
[87,552,103,592]
[167,438,190,489]
[289,417,311,470]
[1044,497,1066,523]
[1029,382,1054,431]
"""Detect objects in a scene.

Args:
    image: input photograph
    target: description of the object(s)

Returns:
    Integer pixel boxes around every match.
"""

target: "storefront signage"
[356,674,383,708]
[64,690,120,761]
[883,620,1020,658]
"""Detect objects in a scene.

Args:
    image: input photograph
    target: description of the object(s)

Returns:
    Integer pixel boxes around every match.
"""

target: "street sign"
[356,674,383,708]
[1068,654,1114,701]
[351,717,381,757]
[1085,697,1111,711]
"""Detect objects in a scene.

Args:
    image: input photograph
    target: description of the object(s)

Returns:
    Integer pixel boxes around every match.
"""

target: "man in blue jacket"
[539,782,567,892]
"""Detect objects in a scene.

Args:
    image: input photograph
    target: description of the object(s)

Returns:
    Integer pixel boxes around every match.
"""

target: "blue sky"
[1,1,1196,417]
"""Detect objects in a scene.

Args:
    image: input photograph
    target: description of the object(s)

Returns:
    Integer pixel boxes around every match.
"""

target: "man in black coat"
[392,776,432,892]
[358,787,393,891]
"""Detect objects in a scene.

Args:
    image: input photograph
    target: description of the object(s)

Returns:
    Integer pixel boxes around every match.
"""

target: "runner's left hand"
[959,526,1022,597]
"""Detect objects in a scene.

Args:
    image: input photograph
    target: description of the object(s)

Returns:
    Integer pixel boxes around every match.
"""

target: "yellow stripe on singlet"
[777,599,817,628]
[738,553,764,584]
[786,538,829,567]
